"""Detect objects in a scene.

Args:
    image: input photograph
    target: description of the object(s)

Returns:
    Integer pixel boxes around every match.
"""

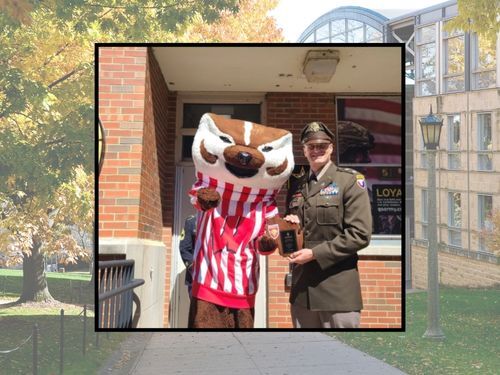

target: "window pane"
[448,115,460,150]
[478,154,492,170]
[478,36,496,70]
[445,76,465,92]
[418,24,435,44]
[419,80,436,96]
[366,26,382,42]
[331,20,345,35]
[347,26,364,42]
[183,104,212,128]
[182,135,194,160]
[316,23,329,41]
[449,229,462,247]
[448,154,460,169]
[443,20,462,38]
[446,36,464,74]
[331,34,346,42]
[421,43,436,79]
[347,19,363,30]
[449,192,461,227]
[478,195,493,229]
[478,114,492,150]
[304,33,314,43]
[474,71,496,89]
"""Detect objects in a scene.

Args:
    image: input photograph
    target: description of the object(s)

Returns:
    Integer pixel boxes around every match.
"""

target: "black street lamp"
[419,105,445,339]
[98,119,105,176]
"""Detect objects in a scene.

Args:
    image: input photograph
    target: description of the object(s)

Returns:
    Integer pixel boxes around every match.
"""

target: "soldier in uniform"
[284,121,372,328]
[179,215,197,298]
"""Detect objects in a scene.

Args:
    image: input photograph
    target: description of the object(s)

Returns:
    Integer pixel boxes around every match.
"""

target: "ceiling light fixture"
[303,50,340,83]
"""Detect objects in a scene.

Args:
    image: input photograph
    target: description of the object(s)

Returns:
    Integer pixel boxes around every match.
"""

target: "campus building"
[98,45,403,328]
[298,0,499,289]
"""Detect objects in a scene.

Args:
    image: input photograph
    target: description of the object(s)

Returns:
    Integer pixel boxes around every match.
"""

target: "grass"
[0,268,93,305]
[0,270,128,375]
[0,308,128,375]
[329,287,499,375]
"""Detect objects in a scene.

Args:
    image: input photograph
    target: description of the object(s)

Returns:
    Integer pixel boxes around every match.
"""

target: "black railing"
[98,260,144,328]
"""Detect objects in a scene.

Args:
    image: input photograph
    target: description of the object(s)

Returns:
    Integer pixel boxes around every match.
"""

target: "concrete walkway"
[104,332,406,375]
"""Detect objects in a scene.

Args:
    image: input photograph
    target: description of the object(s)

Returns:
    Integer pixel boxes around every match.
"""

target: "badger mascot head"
[192,113,294,189]
[188,113,294,329]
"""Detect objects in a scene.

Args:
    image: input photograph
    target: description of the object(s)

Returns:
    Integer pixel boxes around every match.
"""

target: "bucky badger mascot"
[188,113,294,328]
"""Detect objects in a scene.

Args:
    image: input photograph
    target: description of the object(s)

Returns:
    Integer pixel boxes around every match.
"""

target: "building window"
[478,195,493,252]
[422,189,429,240]
[347,19,364,42]
[443,21,465,93]
[366,25,382,43]
[330,20,346,42]
[477,113,492,171]
[304,33,314,43]
[447,114,461,169]
[181,104,261,161]
[417,24,437,96]
[448,192,462,247]
[472,33,496,89]
[316,23,330,42]
[337,97,402,236]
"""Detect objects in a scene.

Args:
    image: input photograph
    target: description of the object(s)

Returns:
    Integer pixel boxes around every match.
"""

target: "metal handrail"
[98,279,144,301]
[98,259,144,328]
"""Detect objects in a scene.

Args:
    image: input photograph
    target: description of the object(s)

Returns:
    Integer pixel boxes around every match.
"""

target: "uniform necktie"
[308,173,317,191]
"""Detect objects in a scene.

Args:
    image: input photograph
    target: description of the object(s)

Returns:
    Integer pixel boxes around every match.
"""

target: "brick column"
[98,46,166,328]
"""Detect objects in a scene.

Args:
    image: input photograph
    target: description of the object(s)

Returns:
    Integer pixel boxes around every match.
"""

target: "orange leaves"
[179,0,284,42]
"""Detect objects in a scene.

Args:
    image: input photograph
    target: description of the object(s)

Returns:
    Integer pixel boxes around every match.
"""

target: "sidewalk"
[104,332,406,375]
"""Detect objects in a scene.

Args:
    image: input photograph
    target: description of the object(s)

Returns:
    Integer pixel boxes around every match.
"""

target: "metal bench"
[98,259,145,328]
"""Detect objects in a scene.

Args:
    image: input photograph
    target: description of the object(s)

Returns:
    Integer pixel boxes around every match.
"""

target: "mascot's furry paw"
[197,188,220,211]
[258,235,278,254]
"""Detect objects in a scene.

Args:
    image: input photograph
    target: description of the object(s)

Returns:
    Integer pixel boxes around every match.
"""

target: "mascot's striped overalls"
[188,113,294,328]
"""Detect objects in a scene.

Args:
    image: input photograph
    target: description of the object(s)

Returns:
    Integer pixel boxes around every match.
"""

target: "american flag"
[338,97,401,165]
[189,172,279,309]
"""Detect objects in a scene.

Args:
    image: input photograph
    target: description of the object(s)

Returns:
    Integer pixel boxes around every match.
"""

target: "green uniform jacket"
[286,162,372,311]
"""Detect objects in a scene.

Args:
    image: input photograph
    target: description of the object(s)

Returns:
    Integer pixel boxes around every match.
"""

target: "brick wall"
[412,243,500,289]
[358,257,402,328]
[99,47,146,237]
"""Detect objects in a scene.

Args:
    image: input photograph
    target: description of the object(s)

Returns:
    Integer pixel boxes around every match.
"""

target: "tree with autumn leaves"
[0,0,283,304]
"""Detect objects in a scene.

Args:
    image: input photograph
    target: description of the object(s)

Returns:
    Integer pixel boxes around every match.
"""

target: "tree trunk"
[19,238,54,303]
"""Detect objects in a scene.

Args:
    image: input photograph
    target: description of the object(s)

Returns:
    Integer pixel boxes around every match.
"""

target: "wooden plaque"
[265,217,304,257]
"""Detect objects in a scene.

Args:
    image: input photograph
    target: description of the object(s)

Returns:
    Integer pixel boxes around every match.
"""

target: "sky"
[271,0,451,42]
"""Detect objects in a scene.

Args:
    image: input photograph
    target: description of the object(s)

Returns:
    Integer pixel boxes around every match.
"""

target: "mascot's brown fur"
[188,113,294,328]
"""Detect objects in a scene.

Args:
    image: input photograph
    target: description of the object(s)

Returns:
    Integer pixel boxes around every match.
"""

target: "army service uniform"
[286,162,372,313]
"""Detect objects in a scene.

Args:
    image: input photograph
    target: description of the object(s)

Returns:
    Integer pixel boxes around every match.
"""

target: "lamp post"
[419,105,445,339]
[98,119,105,176]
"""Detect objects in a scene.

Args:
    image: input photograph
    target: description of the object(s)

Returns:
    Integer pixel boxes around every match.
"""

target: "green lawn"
[0,270,127,375]
[0,308,127,375]
[330,288,499,375]
[0,268,93,305]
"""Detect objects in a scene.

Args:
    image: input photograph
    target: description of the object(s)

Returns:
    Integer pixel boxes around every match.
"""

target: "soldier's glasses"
[305,143,331,152]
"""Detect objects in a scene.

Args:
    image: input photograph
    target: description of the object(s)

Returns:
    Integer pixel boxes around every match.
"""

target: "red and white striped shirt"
[189,172,279,309]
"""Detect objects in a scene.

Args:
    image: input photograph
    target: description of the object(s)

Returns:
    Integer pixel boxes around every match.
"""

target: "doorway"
[170,101,269,328]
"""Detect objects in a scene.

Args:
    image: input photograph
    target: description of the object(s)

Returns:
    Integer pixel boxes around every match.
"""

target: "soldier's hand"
[283,214,300,224]
[288,249,315,264]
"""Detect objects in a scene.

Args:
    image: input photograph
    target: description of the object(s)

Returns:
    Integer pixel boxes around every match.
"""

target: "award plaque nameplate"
[265,217,304,257]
